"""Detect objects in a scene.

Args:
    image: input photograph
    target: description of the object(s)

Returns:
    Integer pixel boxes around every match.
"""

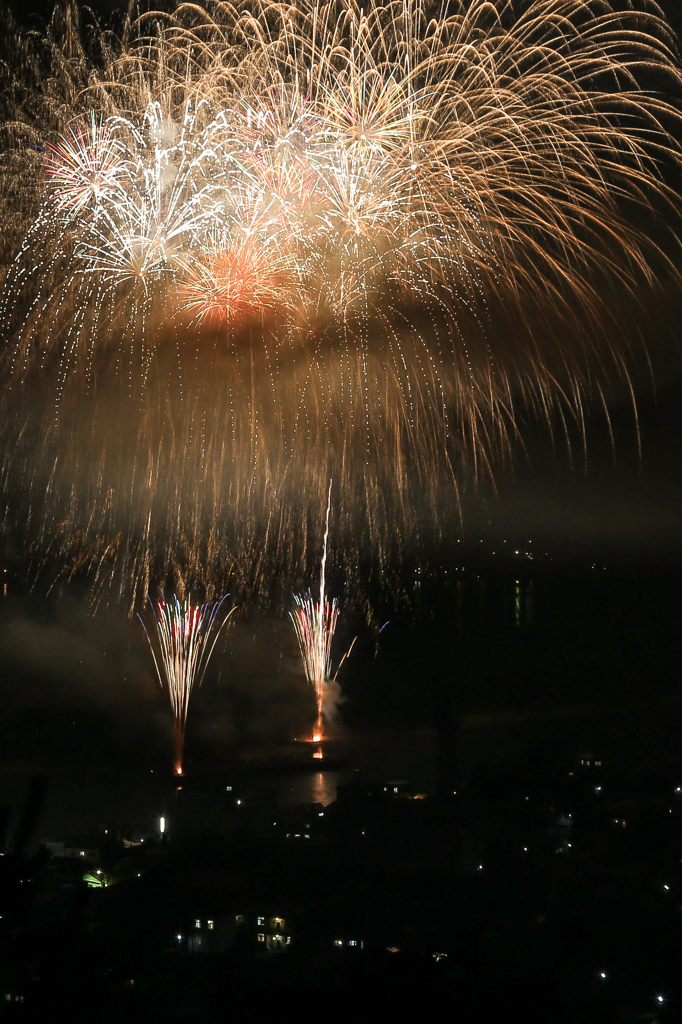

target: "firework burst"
[139,593,235,773]
[1,1,681,600]
[290,483,355,743]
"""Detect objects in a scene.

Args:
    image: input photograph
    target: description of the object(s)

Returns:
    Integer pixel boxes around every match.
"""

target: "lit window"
[286,937,291,944]
[348,940,357,947]
[80,851,85,857]
[235,915,244,925]
[257,933,265,943]
[207,920,214,930]
[334,940,343,947]
[194,919,201,929]
[226,786,232,792]
[257,916,265,926]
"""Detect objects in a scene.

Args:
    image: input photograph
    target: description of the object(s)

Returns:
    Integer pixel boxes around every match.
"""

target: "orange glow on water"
[313,749,324,760]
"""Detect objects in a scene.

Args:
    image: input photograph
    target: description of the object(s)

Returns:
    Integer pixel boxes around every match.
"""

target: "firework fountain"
[139,594,235,774]
[0,2,681,602]
[290,482,355,747]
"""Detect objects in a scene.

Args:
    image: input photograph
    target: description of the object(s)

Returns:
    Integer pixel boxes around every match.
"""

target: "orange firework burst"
[174,240,297,328]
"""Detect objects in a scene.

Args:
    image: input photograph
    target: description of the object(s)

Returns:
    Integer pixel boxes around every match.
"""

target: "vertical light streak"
[291,481,355,744]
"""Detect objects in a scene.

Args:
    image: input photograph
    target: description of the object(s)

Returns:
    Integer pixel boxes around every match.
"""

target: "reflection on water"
[310,770,338,806]
[244,768,351,810]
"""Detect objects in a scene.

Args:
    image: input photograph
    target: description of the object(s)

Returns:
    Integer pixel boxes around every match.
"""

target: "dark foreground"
[0,750,680,1024]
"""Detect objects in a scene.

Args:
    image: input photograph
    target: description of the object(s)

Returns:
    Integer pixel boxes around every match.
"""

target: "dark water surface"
[3,698,682,847]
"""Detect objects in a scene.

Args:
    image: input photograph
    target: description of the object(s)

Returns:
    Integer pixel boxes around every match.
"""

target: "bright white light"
[236,799,242,805]
[664,884,670,891]
[599,972,607,979]
[159,816,166,834]
[656,995,665,1004]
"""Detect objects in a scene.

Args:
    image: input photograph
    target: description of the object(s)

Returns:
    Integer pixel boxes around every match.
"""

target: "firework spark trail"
[290,481,355,742]
[139,593,235,773]
[1,1,681,600]
[291,590,339,743]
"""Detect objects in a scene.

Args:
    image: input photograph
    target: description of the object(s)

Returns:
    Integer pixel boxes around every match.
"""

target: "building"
[42,840,100,863]
[180,907,293,954]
